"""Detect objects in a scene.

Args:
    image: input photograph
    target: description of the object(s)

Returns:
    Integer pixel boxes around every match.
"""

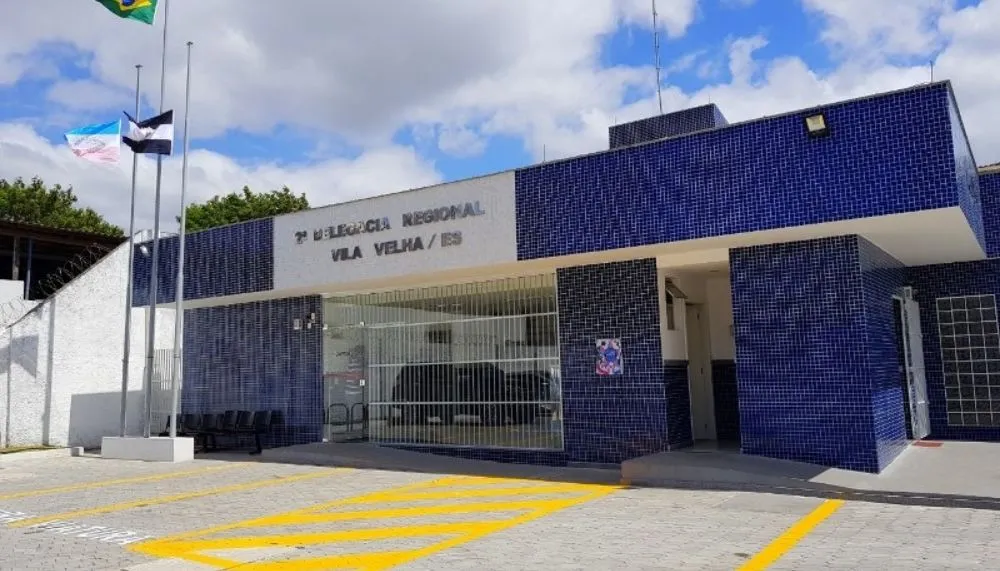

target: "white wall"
[657,271,734,362]
[705,276,735,360]
[0,280,23,304]
[273,171,518,291]
[658,268,688,361]
[0,242,176,449]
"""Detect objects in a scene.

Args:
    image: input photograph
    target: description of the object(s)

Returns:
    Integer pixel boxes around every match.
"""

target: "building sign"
[273,172,517,290]
[292,201,487,263]
[295,217,392,244]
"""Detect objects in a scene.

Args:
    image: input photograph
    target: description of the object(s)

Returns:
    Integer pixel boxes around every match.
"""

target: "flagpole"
[168,41,193,439]
[142,0,170,439]
[119,63,143,438]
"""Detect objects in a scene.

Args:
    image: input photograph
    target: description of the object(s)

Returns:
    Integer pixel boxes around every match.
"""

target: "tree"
[0,177,123,236]
[181,186,310,233]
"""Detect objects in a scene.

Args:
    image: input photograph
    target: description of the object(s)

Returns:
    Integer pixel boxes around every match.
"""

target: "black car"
[390,362,549,425]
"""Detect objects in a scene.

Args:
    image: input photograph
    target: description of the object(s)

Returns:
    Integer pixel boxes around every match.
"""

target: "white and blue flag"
[64,120,122,165]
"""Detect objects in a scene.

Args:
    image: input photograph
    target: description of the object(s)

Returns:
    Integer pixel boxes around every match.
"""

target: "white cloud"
[0,122,441,232]
[3,0,1000,236]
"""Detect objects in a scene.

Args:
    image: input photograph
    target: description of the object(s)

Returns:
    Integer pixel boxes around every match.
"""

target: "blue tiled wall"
[907,259,1000,442]
[949,93,984,251]
[711,360,740,441]
[608,104,728,149]
[556,258,687,464]
[980,171,1000,257]
[132,218,273,306]
[664,360,693,448]
[181,295,323,447]
[731,235,906,473]
[516,83,961,261]
[858,238,908,468]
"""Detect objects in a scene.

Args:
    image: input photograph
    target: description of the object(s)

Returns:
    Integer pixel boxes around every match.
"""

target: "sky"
[0,0,997,232]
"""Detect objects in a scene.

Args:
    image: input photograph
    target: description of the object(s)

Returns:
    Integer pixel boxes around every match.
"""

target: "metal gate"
[323,325,368,442]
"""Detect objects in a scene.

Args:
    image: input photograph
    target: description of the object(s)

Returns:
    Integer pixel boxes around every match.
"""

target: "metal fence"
[147,348,178,435]
[323,274,564,450]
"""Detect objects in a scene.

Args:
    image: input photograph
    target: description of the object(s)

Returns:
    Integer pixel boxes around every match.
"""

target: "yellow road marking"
[258,498,584,526]
[10,468,347,528]
[737,499,845,571]
[130,474,619,570]
[0,464,240,501]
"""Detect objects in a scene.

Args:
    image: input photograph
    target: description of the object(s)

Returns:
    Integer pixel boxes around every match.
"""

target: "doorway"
[894,287,931,440]
[686,303,717,441]
[323,324,369,443]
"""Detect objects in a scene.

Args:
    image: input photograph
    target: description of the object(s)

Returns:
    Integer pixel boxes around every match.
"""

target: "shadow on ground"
[156,439,1000,513]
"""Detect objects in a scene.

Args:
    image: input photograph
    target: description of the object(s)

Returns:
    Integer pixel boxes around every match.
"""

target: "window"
[937,294,1000,427]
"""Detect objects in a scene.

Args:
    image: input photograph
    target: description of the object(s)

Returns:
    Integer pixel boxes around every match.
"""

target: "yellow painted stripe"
[258,497,584,526]
[359,486,619,571]
[131,475,620,570]
[737,499,845,571]
[148,520,507,552]
[10,468,345,528]
[0,464,240,501]
[130,475,467,550]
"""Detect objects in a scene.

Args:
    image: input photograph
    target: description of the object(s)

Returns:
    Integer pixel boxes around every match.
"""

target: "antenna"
[652,0,663,114]
[930,60,934,82]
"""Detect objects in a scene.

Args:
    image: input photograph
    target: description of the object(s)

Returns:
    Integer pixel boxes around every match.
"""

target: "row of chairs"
[160,410,283,455]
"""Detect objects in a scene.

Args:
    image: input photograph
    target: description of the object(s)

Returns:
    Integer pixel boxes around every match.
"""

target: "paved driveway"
[0,452,998,570]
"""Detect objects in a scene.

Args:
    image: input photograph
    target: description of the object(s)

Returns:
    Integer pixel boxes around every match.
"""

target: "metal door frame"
[323,323,369,443]
[895,287,931,440]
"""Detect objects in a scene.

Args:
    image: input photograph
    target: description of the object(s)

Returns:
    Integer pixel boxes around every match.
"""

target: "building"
[130,81,1000,474]
[0,221,125,305]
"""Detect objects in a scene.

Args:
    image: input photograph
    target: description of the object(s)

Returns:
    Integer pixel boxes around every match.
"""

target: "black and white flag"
[122,110,174,155]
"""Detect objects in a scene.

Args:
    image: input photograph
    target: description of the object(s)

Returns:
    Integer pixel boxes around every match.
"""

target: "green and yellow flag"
[93,0,159,25]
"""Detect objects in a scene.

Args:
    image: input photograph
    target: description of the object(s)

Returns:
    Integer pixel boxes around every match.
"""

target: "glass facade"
[322,274,563,450]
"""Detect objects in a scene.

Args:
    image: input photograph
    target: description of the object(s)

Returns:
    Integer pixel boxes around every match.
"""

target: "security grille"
[323,274,563,450]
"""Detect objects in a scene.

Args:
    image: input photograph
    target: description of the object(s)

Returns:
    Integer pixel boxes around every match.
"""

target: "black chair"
[234,410,255,432]
[249,410,273,455]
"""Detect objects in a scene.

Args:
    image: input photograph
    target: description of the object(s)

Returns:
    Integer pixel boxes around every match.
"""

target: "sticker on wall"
[596,338,623,376]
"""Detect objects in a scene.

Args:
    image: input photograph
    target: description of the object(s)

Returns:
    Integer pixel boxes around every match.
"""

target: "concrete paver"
[1,454,1000,570]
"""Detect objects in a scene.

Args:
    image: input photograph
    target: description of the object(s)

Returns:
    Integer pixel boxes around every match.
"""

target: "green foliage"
[0,177,123,236]
[182,186,309,233]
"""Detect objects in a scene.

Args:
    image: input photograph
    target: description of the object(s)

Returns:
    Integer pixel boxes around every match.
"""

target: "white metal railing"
[322,274,564,450]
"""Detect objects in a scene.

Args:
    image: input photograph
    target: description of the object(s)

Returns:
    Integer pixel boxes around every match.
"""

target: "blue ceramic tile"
[609,104,728,149]
[132,218,273,306]
[980,172,1000,256]
[516,83,960,261]
[949,93,985,251]
[859,238,909,468]
[181,295,324,448]
[731,235,905,473]
[907,260,1000,442]
[555,258,689,464]
[711,360,740,442]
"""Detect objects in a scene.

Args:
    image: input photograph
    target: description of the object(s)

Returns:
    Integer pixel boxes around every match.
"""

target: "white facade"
[273,171,518,292]
[0,242,175,449]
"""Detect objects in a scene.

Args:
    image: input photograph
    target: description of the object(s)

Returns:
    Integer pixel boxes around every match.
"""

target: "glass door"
[323,324,368,442]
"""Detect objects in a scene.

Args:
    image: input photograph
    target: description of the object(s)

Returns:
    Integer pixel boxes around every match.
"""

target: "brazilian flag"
[93,0,159,25]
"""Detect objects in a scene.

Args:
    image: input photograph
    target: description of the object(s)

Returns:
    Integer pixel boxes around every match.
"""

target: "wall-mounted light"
[139,244,150,257]
[306,312,319,329]
[292,318,302,331]
[804,112,830,138]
